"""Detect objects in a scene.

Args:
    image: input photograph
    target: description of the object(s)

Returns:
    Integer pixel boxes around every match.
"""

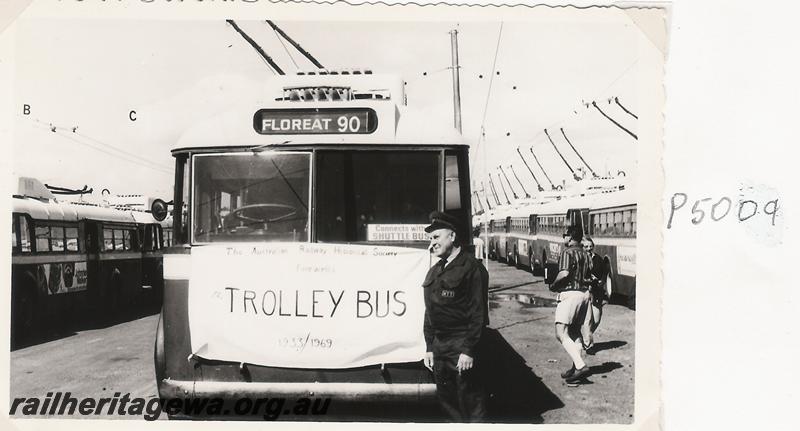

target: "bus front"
[156,74,473,418]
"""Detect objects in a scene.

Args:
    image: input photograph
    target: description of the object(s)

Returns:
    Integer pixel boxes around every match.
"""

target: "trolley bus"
[155,71,474,415]
[483,182,636,305]
[11,177,168,345]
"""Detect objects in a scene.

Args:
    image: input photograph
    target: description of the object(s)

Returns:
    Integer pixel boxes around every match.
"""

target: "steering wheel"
[229,204,298,224]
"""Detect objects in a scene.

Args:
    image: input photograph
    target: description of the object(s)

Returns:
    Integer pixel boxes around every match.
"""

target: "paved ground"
[9,260,634,423]
[484,259,635,424]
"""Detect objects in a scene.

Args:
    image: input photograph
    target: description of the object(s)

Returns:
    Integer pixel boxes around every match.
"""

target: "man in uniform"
[552,225,593,384]
[422,211,488,422]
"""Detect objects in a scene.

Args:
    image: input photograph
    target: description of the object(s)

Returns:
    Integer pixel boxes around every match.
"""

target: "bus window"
[173,154,190,245]
[122,229,131,250]
[114,229,125,250]
[193,152,311,244]
[623,210,632,235]
[51,226,66,252]
[35,225,50,252]
[20,217,31,253]
[103,228,114,251]
[12,217,17,250]
[66,227,79,252]
[444,154,461,210]
[632,209,637,235]
[614,211,623,235]
[315,151,438,243]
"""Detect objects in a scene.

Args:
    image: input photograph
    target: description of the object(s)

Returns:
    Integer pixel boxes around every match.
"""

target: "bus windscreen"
[315,151,438,243]
[192,152,311,243]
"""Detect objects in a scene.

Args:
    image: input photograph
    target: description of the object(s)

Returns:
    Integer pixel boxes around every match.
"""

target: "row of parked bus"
[10,176,172,346]
[480,183,636,306]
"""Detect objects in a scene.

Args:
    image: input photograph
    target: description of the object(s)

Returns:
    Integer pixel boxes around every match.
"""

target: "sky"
[12,15,642,201]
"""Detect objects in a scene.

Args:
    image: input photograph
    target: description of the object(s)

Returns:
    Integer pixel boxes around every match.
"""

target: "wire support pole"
[449,29,463,134]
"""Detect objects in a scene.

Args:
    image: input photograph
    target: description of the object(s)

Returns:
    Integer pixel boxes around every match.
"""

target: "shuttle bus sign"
[367,224,428,242]
[254,108,377,135]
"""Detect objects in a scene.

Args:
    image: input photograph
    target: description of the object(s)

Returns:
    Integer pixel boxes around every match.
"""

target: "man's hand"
[456,353,474,374]
[424,352,434,371]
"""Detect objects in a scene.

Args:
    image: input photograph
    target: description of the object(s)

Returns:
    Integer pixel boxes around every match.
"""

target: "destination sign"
[254,108,378,135]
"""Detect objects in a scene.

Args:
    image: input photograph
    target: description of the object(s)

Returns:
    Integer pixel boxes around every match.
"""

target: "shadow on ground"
[11,302,161,351]
[480,328,564,423]
[588,340,627,354]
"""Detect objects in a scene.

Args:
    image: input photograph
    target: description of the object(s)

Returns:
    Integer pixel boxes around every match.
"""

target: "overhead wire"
[270,24,301,71]
[472,21,504,185]
[30,123,172,176]
[30,118,173,172]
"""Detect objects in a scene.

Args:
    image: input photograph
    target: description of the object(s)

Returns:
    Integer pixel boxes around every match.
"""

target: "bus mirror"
[151,199,169,221]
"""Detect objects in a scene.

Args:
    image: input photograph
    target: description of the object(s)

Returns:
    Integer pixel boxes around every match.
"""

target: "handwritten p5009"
[667,193,779,229]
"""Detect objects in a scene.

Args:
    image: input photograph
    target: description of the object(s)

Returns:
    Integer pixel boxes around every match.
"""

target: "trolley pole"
[449,29,463,134]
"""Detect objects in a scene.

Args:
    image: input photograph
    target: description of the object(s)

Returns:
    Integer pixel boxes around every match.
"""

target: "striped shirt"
[557,244,591,292]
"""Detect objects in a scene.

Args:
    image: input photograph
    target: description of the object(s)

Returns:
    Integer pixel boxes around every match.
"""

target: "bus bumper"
[158,379,437,402]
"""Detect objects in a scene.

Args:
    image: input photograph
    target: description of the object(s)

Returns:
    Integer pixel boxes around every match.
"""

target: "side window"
[632,209,637,236]
[12,217,17,250]
[623,210,632,236]
[176,154,190,245]
[114,229,125,250]
[444,154,461,210]
[35,225,50,252]
[66,227,79,252]
[51,226,66,252]
[103,228,115,251]
[122,229,131,251]
[20,217,31,253]
[614,211,623,235]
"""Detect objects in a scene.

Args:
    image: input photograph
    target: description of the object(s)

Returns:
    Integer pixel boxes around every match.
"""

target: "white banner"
[188,243,431,369]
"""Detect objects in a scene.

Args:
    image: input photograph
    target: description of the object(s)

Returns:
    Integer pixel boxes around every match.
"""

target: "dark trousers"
[432,336,487,422]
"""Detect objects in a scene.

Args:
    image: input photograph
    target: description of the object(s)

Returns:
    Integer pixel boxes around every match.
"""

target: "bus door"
[140,223,164,305]
[97,222,144,316]
[528,214,542,275]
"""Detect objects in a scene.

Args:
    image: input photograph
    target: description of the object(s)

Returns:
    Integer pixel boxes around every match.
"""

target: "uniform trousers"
[432,334,487,422]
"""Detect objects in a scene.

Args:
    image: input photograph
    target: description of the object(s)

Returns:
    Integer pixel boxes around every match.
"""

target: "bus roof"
[13,196,144,224]
[480,186,636,220]
[173,75,467,152]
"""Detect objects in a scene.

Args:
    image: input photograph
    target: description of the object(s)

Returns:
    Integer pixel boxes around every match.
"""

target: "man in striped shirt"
[552,225,593,384]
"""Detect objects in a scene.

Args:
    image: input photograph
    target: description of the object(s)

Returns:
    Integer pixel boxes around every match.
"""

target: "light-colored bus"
[155,71,474,415]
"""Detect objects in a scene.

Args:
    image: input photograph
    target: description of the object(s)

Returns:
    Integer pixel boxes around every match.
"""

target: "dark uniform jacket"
[422,249,488,357]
